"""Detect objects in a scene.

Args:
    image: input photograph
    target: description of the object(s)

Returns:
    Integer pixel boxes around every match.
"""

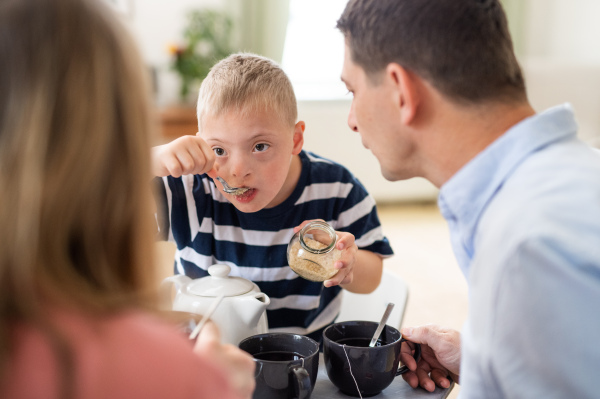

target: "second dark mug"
[323,320,421,397]
[239,333,319,399]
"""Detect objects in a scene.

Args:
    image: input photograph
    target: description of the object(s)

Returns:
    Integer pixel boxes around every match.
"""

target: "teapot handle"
[160,274,191,310]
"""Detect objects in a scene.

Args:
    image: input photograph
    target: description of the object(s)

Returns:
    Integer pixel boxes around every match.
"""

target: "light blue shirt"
[438,104,600,398]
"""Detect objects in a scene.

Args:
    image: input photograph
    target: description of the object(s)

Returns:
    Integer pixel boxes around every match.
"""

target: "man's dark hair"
[337,0,527,104]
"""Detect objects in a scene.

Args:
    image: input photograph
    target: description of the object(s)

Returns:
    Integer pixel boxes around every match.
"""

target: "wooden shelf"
[156,106,197,145]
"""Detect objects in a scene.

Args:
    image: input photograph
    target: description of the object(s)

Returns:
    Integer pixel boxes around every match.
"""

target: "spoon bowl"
[215,176,249,195]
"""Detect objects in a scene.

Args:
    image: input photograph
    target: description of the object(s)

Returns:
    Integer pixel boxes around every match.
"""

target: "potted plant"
[169,9,233,104]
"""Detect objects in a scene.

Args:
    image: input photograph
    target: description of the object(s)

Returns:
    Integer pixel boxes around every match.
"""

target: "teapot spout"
[237,293,270,328]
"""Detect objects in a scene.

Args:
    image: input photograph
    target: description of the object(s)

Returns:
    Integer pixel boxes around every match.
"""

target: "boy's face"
[200,108,304,213]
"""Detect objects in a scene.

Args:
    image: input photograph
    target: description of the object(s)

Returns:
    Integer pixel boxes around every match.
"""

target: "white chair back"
[336,268,408,329]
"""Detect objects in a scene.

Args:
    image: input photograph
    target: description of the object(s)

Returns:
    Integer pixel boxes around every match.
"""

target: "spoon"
[189,294,225,340]
[215,176,249,195]
[369,302,395,347]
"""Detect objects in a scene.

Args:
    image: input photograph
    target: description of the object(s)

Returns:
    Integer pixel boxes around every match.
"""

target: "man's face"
[341,43,416,181]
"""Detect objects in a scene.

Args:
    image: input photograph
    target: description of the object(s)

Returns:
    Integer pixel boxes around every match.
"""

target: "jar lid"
[187,264,254,297]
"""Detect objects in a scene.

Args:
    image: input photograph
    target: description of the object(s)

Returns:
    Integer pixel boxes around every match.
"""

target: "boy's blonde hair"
[197,53,298,131]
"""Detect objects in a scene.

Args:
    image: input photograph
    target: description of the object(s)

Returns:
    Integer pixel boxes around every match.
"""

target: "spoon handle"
[369,302,395,347]
[189,294,225,340]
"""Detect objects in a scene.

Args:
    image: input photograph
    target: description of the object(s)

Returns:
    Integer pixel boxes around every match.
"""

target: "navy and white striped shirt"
[154,150,394,340]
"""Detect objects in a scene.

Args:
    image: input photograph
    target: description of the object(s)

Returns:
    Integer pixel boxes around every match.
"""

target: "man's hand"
[400,324,461,392]
[152,135,216,178]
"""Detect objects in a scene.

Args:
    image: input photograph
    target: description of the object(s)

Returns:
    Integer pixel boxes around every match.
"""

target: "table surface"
[312,354,454,399]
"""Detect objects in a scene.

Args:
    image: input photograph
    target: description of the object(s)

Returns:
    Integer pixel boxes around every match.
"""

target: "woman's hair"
[337,0,527,105]
[0,0,156,387]
[197,53,298,132]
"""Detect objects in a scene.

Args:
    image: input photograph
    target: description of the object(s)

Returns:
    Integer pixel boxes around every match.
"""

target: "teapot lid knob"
[188,264,255,297]
[208,264,231,278]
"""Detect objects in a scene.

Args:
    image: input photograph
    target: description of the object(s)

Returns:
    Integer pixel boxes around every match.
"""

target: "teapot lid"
[188,264,254,297]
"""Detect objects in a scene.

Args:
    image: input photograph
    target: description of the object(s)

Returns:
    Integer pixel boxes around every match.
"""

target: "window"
[281,0,349,100]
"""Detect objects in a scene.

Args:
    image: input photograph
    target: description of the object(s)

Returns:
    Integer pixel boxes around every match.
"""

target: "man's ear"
[386,63,420,126]
[292,121,305,155]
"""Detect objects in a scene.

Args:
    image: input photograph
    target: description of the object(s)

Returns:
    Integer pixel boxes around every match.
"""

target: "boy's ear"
[386,63,420,126]
[291,121,305,155]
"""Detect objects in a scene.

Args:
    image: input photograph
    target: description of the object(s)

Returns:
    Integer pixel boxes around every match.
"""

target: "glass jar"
[287,221,341,282]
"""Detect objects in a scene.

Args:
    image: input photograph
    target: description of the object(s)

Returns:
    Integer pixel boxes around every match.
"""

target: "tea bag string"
[342,344,363,399]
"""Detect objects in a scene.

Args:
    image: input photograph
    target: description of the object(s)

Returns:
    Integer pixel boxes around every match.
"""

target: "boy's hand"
[293,220,358,288]
[152,135,216,178]
[324,230,357,287]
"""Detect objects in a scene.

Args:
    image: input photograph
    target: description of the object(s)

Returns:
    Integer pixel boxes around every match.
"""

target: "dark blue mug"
[323,321,421,397]
[239,333,319,399]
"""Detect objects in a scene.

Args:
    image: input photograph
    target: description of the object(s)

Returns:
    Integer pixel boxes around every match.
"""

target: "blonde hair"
[197,53,298,131]
[0,0,156,390]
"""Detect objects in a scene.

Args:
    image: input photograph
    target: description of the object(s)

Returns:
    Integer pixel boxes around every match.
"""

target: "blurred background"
[113,0,600,203]
[114,1,599,395]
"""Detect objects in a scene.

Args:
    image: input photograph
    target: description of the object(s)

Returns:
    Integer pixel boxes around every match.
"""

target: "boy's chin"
[231,202,263,213]
[231,198,282,213]
[229,196,270,213]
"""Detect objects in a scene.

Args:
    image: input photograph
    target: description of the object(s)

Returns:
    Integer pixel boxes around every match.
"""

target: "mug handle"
[396,338,422,376]
[290,364,311,399]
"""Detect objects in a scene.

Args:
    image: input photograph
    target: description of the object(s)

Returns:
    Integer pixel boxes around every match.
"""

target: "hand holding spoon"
[189,294,225,340]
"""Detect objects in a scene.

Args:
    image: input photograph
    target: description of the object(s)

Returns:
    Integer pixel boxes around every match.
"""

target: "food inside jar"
[288,237,341,282]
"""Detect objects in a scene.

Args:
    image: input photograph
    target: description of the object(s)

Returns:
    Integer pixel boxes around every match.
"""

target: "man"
[337,0,600,397]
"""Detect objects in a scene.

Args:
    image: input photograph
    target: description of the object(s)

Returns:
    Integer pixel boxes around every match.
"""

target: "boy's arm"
[321,228,383,292]
[337,249,383,294]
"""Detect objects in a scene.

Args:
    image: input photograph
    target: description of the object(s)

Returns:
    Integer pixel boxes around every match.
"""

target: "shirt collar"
[437,104,578,276]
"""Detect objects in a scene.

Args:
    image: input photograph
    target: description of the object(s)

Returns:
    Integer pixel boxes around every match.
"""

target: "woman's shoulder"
[4,309,237,399]
[89,310,236,398]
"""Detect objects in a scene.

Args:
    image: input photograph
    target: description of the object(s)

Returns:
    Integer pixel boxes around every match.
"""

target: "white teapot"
[162,264,270,345]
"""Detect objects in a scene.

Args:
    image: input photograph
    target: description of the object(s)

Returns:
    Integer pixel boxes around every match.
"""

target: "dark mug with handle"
[239,333,319,399]
[323,320,421,397]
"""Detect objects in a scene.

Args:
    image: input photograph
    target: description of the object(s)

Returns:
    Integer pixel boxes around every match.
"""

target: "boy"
[153,53,393,342]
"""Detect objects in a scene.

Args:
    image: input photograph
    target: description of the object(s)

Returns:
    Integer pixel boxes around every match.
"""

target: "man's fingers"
[416,364,436,392]
[430,368,451,389]
[401,371,420,389]
[401,325,441,345]
[400,348,418,371]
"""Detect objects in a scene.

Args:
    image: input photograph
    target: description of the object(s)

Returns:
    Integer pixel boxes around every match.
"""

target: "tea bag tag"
[342,344,363,399]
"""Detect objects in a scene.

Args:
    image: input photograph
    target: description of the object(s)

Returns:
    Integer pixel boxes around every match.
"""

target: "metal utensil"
[369,302,395,347]
[189,294,225,340]
[215,176,249,195]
